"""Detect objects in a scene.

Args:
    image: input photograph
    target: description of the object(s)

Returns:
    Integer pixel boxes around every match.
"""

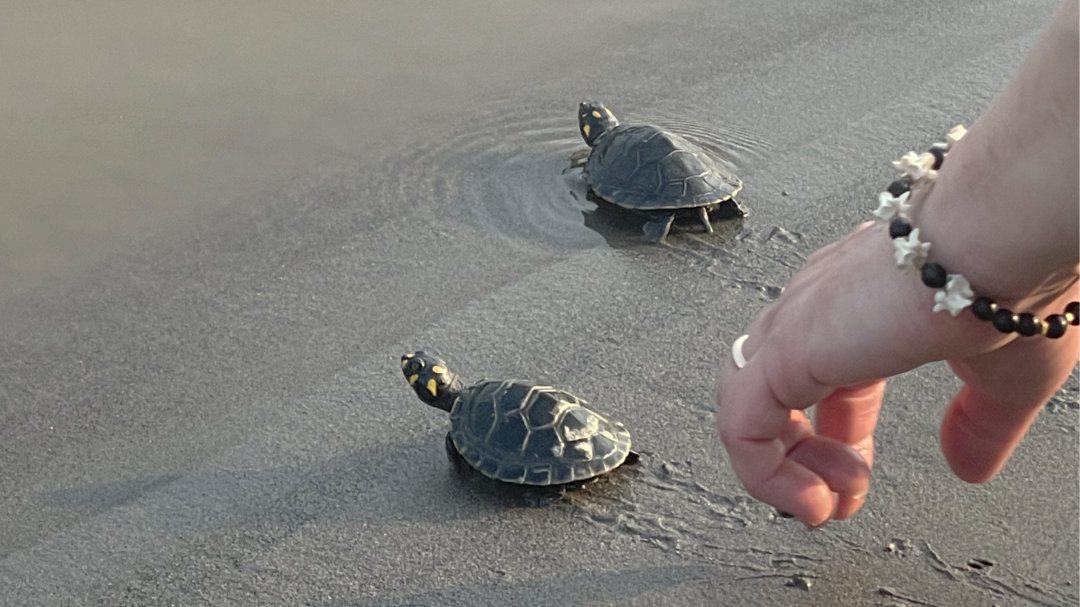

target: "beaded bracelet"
[872,125,1079,339]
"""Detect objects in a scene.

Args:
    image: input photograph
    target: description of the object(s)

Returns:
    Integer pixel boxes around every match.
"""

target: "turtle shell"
[585,124,742,210]
[449,379,632,485]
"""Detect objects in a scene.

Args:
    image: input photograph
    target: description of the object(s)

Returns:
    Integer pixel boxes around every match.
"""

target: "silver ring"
[731,334,750,369]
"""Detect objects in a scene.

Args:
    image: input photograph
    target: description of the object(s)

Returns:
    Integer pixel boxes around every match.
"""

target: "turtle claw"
[566,148,590,172]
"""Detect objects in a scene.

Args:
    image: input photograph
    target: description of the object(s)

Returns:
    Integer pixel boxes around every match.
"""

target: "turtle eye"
[403,359,424,375]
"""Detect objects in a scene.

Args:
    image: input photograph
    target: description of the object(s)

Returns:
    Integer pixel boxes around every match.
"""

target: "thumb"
[942,330,1078,483]
[939,384,1046,483]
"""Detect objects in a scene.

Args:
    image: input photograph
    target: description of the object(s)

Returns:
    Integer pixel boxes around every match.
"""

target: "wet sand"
[1,1,1077,605]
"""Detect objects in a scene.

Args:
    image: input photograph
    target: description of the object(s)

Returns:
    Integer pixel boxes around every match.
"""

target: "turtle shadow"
[36,435,529,540]
[445,449,643,510]
[317,563,714,607]
[44,473,185,512]
[38,432,640,539]
[578,193,649,248]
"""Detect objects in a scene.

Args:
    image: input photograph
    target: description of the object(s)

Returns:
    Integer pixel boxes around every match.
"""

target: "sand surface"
[1,1,1077,605]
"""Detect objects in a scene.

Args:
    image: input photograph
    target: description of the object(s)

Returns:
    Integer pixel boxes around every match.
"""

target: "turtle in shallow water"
[573,101,747,243]
[400,351,636,488]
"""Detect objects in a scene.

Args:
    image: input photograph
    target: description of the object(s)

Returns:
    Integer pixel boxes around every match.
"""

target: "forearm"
[916,0,1079,301]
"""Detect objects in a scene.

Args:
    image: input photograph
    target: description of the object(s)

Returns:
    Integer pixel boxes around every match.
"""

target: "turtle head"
[578,101,618,147]
[400,351,463,412]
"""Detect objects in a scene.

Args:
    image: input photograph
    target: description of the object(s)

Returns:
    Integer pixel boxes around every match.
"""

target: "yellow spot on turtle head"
[432,365,446,375]
[426,378,438,397]
[582,124,591,137]
[408,374,419,385]
[591,110,602,118]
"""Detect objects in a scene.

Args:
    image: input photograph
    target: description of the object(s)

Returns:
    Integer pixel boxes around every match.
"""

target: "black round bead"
[928,146,946,170]
[889,218,913,239]
[971,297,995,321]
[920,263,947,288]
[1067,301,1080,325]
[992,309,1016,333]
[1016,313,1039,336]
[1045,314,1068,339]
[886,179,910,198]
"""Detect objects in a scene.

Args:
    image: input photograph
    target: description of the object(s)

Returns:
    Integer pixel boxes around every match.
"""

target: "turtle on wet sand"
[573,101,747,243]
[399,351,637,490]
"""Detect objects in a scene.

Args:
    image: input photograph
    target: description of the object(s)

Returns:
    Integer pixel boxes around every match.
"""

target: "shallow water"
[0,1,673,297]
[2,2,1076,605]
[379,96,773,249]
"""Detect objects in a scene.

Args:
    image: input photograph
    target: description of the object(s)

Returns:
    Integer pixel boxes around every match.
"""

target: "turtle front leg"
[445,433,474,478]
[698,207,714,234]
[567,148,590,171]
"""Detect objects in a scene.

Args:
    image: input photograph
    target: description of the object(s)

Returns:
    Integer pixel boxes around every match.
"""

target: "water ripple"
[378,98,773,248]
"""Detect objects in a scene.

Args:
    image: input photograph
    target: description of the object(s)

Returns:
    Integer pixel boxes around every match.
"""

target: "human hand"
[714,222,1079,527]
[716,0,1077,527]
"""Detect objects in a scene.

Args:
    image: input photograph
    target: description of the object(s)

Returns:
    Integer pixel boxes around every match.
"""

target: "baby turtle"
[400,351,636,488]
[574,101,747,243]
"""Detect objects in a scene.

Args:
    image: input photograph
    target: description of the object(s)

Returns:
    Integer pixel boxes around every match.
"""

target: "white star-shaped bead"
[892,151,938,182]
[933,274,975,316]
[946,124,967,148]
[873,190,912,221]
[893,227,930,269]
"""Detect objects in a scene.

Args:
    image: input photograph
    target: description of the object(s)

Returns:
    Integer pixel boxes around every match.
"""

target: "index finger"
[715,335,871,526]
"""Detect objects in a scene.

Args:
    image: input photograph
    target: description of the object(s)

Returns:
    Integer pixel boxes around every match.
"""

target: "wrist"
[912,133,1079,305]
[873,124,1079,340]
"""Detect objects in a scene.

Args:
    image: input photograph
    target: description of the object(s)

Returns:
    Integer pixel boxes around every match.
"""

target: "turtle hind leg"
[712,197,749,220]
[698,206,714,233]
[445,433,474,478]
[642,213,675,243]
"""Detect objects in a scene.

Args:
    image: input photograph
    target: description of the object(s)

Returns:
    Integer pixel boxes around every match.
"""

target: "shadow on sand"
[43,430,642,537]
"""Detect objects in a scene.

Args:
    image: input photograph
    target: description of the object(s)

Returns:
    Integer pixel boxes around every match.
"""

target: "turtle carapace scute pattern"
[576,101,747,242]
[451,379,631,485]
[400,351,634,486]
